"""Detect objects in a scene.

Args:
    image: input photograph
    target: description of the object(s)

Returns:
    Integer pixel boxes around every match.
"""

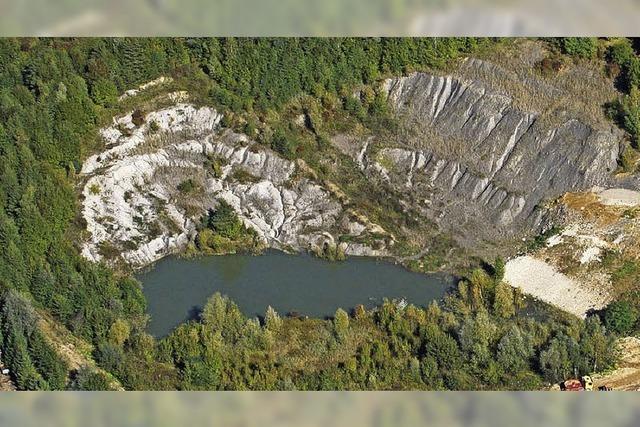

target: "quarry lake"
[138,250,455,336]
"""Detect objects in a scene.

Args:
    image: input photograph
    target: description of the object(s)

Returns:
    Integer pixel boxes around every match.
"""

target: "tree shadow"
[186,305,203,322]
[585,307,605,319]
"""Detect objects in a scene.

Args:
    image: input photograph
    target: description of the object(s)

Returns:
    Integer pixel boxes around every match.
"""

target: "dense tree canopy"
[150,267,616,391]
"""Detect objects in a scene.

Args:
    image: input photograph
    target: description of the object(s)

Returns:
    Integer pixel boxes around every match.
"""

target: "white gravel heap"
[504,255,610,317]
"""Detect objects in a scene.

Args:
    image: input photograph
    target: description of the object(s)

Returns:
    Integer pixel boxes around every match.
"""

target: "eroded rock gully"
[81,104,390,267]
[337,59,622,251]
[82,58,624,268]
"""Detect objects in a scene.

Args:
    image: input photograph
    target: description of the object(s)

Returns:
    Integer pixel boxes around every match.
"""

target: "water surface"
[139,250,454,336]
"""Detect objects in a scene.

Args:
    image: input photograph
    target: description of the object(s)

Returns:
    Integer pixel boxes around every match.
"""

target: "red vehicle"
[560,376,593,391]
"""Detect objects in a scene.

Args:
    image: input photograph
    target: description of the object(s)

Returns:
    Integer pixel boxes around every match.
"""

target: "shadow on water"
[138,250,455,337]
[186,305,203,323]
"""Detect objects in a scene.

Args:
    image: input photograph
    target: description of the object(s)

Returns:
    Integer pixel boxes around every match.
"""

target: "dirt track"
[592,337,640,391]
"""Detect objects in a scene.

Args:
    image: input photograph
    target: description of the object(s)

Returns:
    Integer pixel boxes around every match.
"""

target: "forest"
[0,37,632,389]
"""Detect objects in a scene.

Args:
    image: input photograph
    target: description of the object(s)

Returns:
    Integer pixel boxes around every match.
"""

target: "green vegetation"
[615,87,640,148]
[0,38,155,389]
[524,226,561,252]
[0,37,625,390]
[546,38,640,170]
[229,168,260,184]
[73,366,113,391]
[194,199,260,255]
[176,178,199,194]
[557,37,598,59]
[154,267,615,390]
[206,158,224,178]
[206,200,243,239]
[88,183,100,195]
[604,301,639,335]
[318,243,347,261]
[0,290,68,390]
[600,250,640,321]
[600,38,640,165]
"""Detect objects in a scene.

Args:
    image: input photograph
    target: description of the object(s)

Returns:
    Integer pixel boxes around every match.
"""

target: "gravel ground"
[504,256,609,317]
[598,188,640,207]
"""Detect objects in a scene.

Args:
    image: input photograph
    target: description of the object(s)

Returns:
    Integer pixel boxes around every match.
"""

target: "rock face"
[81,104,389,267]
[349,60,621,249]
[83,57,623,267]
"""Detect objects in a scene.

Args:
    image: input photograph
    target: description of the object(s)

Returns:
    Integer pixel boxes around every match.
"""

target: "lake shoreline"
[138,249,455,337]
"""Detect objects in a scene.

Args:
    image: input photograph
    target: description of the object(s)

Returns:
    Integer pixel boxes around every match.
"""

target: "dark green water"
[138,250,454,336]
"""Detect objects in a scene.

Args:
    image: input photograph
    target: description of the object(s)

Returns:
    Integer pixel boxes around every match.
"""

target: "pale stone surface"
[598,188,640,207]
[81,104,388,267]
[118,76,173,101]
[505,255,610,317]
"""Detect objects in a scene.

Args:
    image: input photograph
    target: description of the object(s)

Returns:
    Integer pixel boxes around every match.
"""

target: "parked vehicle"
[560,376,593,391]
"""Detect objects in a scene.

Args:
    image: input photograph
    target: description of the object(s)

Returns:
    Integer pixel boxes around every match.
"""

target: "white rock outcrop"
[117,76,173,101]
[81,104,388,267]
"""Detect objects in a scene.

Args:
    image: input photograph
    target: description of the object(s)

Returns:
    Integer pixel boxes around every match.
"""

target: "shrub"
[230,168,259,184]
[604,300,638,334]
[270,128,297,158]
[619,145,637,172]
[560,37,598,59]
[608,40,639,91]
[333,308,350,340]
[90,78,118,107]
[608,39,636,68]
[493,281,515,319]
[131,109,145,126]
[206,200,243,239]
[196,229,235,254]
[108,319,131,347]
[177,178,199,194]
[618,87,640,147]
[624,59,640,92]
[75,366,112,390]
[537,57,564,77]
[95,342,125,373]
[206,156,224,178]
[493,257,505,282]
[264,306,282,332]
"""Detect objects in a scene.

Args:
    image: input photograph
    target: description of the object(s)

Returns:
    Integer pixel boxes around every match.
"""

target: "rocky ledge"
[81,104,390,267]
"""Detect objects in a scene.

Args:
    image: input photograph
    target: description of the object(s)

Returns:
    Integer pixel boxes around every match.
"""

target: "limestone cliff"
[81,104,389,267]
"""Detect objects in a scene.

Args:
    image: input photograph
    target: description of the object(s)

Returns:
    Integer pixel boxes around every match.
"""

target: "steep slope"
[504,188,640,317]
[341,57,622,252]
[81,49,625,268]
[80,103,391,267]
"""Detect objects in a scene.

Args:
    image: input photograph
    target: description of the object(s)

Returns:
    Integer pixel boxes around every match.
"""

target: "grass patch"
[177,178,200,194]
[523,226,561,253]
[601,249,640,302]
[230,168,260,184]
